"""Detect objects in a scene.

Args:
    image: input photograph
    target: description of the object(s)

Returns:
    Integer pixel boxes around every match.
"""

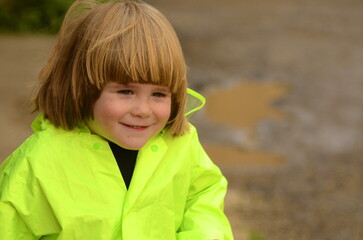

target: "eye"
[118,90,133,95]
[152,92,167,98]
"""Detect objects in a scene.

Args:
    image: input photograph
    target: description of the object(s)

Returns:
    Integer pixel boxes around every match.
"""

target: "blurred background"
[1,0,363,239]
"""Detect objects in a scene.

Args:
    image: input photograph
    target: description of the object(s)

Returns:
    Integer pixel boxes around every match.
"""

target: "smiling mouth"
[122,124,149,130]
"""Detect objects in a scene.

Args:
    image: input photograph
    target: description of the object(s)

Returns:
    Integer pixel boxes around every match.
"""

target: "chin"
[117,142,146,150]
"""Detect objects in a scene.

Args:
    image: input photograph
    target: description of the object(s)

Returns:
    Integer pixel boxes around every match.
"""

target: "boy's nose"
[131,98,152,118]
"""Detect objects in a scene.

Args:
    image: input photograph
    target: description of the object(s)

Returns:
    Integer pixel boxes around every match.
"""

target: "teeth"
[122,123,148,129]
[128,125,145,128]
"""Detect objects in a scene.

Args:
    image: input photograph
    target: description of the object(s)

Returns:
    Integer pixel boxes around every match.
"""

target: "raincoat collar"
[123,134,168,212]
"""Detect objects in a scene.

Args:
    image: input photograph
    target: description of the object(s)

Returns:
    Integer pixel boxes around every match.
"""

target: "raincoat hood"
[185,88,205,117]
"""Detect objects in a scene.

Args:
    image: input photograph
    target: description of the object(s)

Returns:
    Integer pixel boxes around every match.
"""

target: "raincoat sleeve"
[0,148,60,239]
[176,131,234,240]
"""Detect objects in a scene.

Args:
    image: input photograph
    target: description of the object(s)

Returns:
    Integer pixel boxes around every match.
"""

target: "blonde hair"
[33,0,188,136]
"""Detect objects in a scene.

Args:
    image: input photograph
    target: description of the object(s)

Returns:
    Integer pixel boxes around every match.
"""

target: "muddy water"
[202,81,289,166]
[204,81,288,128]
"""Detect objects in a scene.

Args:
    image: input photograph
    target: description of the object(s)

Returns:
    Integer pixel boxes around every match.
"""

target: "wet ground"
[150,0,363,239]
[1,0,363,239]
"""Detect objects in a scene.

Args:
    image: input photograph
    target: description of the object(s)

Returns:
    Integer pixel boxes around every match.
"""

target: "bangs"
[35,0,189,135]
[83,2,186,93]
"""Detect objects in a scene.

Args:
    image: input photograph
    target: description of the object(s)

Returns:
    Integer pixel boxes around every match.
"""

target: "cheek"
[94,100,120,120]
[153,100,171,122]
[92,103,106,122]
[161,101,172,122]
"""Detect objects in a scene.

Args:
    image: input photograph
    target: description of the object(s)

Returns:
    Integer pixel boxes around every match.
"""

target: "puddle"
[202,80,289,166]
[204,80,289,128]
[204,144,285,166]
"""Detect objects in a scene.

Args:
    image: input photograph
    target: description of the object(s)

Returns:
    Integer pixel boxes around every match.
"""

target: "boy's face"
[87,82,171,150]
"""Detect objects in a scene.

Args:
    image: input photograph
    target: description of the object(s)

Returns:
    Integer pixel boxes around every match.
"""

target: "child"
[0,0,234,239]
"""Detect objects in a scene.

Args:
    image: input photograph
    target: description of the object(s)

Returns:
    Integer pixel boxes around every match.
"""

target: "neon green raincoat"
[0,89,233,240]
